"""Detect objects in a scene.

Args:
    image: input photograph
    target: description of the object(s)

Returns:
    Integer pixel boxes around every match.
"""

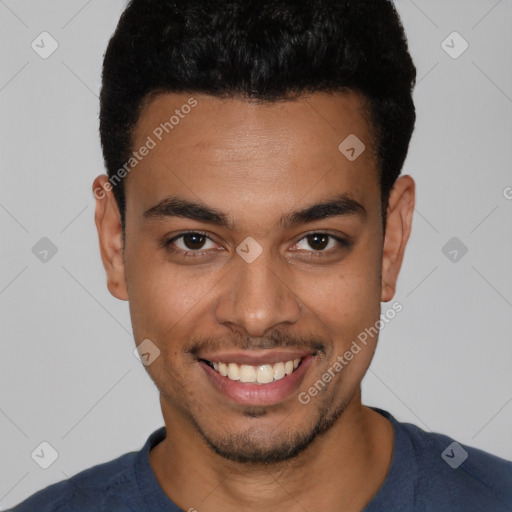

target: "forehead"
[126,91,379,223]
[134,90,375,157]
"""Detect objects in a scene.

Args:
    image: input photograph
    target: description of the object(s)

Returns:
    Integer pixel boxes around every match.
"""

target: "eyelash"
[162,231,351,258]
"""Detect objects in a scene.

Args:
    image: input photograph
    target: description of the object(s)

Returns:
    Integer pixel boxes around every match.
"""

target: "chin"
[193,398,348,464]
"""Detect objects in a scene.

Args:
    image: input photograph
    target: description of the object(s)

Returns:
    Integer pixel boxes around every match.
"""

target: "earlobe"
[92,175,129,301]
[380,175,415,303]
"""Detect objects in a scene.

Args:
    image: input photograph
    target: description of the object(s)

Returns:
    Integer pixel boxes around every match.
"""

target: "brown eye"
[292,233,349,253]
[306,234,329,251]
[164,231,218,255]
[181,233,207,250]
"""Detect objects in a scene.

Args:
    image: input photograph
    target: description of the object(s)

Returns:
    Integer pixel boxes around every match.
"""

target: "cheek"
[305,247,381,324]
[124,242,220,341]
[297,246,382,382]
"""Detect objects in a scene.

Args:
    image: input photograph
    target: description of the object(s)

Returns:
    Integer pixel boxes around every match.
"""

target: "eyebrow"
[143,193,367,229]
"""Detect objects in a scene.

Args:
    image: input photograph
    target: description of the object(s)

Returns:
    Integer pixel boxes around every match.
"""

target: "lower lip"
[199,355,315,406]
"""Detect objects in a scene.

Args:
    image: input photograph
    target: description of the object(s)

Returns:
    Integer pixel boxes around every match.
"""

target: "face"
[94,91,414,463]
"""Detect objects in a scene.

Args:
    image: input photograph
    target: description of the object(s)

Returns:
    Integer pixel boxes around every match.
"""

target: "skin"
[93,90,415,512]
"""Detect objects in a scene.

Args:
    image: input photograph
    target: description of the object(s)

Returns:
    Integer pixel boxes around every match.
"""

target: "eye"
[164,231,219,256]
[291,233,350,253]
[162,231,350,259]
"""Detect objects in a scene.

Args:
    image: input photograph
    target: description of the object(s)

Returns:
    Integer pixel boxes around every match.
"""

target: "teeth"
[227,363,240,381]
[273,362,285,380]
[239,365,256,383]
[256,364,274,384]
[208,358,303,384]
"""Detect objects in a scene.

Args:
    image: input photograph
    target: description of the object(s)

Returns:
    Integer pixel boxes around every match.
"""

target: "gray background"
[1,0,511,508]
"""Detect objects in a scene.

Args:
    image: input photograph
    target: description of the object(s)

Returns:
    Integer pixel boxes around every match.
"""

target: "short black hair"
[99,0,416,231]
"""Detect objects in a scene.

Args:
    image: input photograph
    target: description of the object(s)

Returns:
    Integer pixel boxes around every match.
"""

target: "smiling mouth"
[200,358,303,385]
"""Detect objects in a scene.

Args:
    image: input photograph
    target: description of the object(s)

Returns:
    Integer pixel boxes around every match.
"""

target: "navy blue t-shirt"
[8,408,512,511]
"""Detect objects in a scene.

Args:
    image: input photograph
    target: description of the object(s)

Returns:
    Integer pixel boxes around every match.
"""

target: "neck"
[149,391,394,512]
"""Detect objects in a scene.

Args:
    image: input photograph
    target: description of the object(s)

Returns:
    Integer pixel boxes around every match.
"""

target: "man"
[10,0,511,510]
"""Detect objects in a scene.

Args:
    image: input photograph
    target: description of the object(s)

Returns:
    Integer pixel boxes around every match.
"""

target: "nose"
[214,249,302,337]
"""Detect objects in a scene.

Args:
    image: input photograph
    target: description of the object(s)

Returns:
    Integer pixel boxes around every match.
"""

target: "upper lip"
[197,350,314,366]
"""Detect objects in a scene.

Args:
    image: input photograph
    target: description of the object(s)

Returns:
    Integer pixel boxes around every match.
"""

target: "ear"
[381,175,415,302]
[92,175,128,301]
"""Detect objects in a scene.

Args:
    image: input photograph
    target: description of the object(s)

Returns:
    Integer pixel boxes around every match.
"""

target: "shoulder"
[7,451,139,512]
[395,416,512,510]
